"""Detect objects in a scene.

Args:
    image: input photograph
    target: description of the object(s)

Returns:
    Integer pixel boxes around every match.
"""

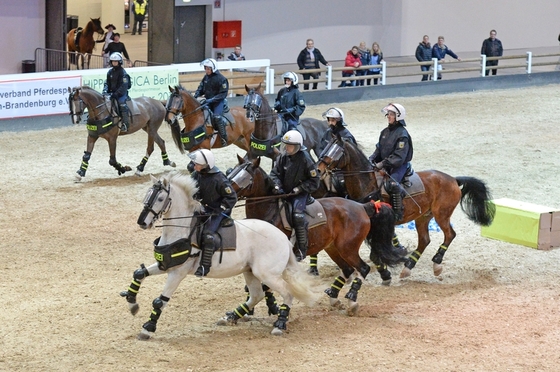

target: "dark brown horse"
[228,155,405,315]
[67,17,104,70]
[317,135,496,279]
[69,86,176,180]
[243,83,329,160]
[165,85,254,154]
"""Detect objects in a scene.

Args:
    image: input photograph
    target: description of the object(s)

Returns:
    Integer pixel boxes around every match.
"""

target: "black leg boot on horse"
[119,103,130,132]
[213,115,228,146]
[293,212,309,261]
[195,233,215,277]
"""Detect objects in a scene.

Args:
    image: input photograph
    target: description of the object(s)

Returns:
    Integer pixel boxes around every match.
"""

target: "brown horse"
[69,86,176,180]
[317,135,496,279]
[228,155,405,314]
[165,85,254,154]
[243,83,329,160]
[67,17,104,70]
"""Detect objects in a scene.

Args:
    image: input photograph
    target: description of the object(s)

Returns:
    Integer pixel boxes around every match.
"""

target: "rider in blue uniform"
[368,103,413,222]
[102,52,131,132]
[193,58,230,146]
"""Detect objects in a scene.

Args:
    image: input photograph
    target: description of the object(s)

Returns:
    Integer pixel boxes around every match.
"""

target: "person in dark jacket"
[369,103,413,222]
[356,41,371,86]
[317,107,356,156]
[296,39,330,90]
[188,149,237,277]
[481,29,503,76]
[273,71,306,132]
[102,52,131,132]
[432,36,461,80]
[415,35,432,81]
[194,58,230,146]
[270,130,320,261]
[103,33,131,67]
[368,42,384,85]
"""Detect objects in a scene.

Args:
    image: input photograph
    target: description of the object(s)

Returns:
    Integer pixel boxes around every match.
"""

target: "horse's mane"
[173,84,199,106]
[342,139,374,171]
[164,170,199,201]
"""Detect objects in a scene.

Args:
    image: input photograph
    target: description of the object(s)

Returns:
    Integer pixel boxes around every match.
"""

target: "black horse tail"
[168,119,185,154]
[455,176,496,226]
[363,201,405,267]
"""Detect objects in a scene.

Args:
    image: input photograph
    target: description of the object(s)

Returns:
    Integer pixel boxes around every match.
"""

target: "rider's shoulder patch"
[398,141,405,149]
[222,83,227,89]
[310,169,317,177]
[299,99,305,106]
[224,186,233,194]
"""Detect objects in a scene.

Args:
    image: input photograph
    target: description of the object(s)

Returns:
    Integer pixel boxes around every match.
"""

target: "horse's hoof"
[130,303,139,316]
[329,298,341,308]
[217,314,238,326]
[381,279,392,286]
[400,267,412,278]
[164,160,176,168]
[137,329,152,340]
[74,174,82,182]
[271,327,284,336]
[347,301,359,316]
[433,263,443,277]
[135,170,143,177]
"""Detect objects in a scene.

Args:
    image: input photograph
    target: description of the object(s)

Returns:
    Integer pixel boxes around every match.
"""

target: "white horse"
[121,170,318,339]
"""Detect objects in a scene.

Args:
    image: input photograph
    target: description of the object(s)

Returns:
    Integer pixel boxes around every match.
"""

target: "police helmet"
[381,103,406,121]
[322,107,346,126]
[281,130,306,155]
[109,52,123,65]
[188,149,215,169]
[200,58,218,73]
[282,71,299,85]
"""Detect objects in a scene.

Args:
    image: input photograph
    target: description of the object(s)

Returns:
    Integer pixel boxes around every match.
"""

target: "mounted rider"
[270,130,320,261]
[188,149,237,277]
[102,52,132,132]
[317,107,357,156]
[368,103,414,221]
[273,72,306,132]
[194,58,230,146]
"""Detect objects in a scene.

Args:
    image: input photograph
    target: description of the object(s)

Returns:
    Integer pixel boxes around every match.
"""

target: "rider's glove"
[374,162,384,170]
[292,187,301,195]
[272,185,284,195]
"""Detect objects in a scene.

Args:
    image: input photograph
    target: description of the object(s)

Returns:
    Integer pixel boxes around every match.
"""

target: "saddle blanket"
[280,199,328,231]
[379,172,425,198]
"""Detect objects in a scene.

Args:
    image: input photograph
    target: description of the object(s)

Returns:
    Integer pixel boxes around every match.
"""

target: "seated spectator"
[368,42,384,85]
[356,41,371,86]
[227,46,246,61]
[432,36,461,80]
[339,46,361,87]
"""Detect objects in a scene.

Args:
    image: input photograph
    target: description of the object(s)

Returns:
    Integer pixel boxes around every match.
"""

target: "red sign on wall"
[213,21,242,48]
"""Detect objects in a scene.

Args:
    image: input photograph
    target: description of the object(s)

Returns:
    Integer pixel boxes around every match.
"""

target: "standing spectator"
[432,36,461,80]
[131,0,147,35]
[227,46,246,61]
[100,24,116,67]
[481,29,503,76]
[297,39,330,91]
[104,33,132,67]
[356,41,371,86]
[415,35,432,81]
[368,42,384,85]
[339,46,361,87]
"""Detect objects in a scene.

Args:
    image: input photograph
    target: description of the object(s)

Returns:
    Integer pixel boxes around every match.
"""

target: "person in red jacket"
[338,46,361,87]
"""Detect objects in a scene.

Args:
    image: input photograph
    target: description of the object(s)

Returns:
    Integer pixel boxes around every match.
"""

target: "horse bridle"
[243,89,263,122]
[138,180,172,226]
[165,91,184,124]
[227,161,254,193]
[69,89,86,124]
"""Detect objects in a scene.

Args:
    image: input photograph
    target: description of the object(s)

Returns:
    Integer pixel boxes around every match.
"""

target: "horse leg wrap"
[393,233,406,251]
[136,156,149,173]
[344,278,363,302]
[142,295,169,333]
[308,255,319,276]
[161,152,172,166]
[273,304,291,330]
[405,250,422,270]
[358,263,371,279]
[376,263,392,282]
[432,244,448,265]
[226,302,251,323]
[109,156,127,175]
[243,285,254,315]
[77,151,91,177]
[325,276,346,298]
[293,212,308,261]
[265,289,279,316]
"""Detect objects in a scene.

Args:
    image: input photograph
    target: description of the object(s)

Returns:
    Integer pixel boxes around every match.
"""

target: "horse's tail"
[456,176,496,226]
[283,252,322,307]
[363,201,405,267]
[168,119,185,154]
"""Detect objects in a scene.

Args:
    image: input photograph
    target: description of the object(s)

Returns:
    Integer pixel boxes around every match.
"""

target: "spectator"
[368,42,384,85]
[297,39,330,91]
[100,24,116,67]
[432,36,461,80]
[415,35,432,81]
[131,0,147,35]
[227,46,246,61]
[104,33,132,67]
[481,29,503,76]
[356,41,371,86]
[339,46,361,87]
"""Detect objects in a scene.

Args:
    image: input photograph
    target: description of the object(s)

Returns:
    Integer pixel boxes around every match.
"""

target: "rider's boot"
[388,181,404,222]
[293,212,308,261]
[195,233,215,277]
[119,103,130,132]
[213,115,228,146]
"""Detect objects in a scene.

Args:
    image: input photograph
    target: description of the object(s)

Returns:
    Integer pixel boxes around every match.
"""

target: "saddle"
[203,100,235,128]
[73,27,84,52]
[378,171,425,199]
[279,198,328,231]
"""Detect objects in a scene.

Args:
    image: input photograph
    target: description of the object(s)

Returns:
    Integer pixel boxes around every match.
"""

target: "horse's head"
[138,171,200,230]
[228,154,272,198]
[71,86,111,122]
[68,87,86,124]
[317,134,347,174]
[243,83,266,122]
[167,85,208,153]
[91,17,104,36]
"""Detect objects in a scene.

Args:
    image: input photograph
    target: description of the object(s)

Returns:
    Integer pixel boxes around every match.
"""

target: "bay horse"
[227,155,405,315]
[120,171,319,338]
[243,83,329,160]
[67,17,104,70]
[69,86,176,180]
[317,135,496,279]
[165,85,254,154]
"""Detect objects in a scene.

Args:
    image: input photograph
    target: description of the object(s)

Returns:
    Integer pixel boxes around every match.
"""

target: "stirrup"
[194,265,209,277]
[120,123,128,132]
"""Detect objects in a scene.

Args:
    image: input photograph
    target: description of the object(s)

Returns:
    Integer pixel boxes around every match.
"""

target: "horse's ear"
[245,84,249,93]
[168,85,173,92]
[255,157,261,168]
[236,154,244,164]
